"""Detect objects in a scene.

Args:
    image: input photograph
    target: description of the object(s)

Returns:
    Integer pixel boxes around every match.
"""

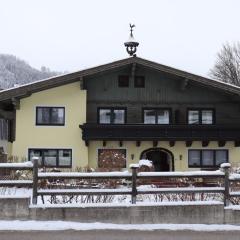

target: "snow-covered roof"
[1,56,240,102]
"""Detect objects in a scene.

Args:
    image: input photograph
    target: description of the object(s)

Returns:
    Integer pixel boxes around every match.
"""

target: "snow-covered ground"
[0,187,31,197]
[0,221,240,231]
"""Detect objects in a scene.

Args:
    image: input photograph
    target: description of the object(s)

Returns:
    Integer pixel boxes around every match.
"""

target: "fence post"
[221,163,231,207]
[131,164,138,204]
[32,157,39,204]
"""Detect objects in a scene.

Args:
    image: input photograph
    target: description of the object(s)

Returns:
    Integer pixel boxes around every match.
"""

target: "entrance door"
[141,148,173,172]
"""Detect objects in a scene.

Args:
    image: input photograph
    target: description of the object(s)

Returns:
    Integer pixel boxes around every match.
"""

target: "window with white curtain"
[36,107,65,125]
[144,109,170,124]
[188,149,228,168]
[99,108,126,124]
[188,109,214,125]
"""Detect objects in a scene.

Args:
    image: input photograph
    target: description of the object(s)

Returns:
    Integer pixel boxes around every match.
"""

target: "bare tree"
[210,42,240,86]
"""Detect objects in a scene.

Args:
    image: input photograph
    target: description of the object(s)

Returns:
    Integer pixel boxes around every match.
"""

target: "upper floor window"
[188,149,228,168]
[118,75,129,87]
[143,109,170,124]
[29,148,72,168]
[134,76,145,88]
[188,109,214,125]
[98,108,126,124]
[36,107,65,126]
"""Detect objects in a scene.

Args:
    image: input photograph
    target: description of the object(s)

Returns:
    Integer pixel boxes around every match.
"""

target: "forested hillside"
[0,54,60,89]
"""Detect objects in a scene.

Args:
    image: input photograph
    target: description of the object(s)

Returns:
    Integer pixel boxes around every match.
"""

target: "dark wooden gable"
[86,64,240,125]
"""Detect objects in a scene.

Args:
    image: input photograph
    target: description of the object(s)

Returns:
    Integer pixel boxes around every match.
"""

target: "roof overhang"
[1,56,240,102]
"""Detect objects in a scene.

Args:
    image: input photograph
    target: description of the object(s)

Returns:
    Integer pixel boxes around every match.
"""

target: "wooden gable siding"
[86,66,240,125]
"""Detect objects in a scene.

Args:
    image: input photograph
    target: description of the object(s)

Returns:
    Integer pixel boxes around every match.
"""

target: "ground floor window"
[29,148,72,167]
[98,149,126,168]
[188,149,228,168]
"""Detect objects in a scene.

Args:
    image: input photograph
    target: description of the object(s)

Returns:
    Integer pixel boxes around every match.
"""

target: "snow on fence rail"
[0,162,33,170]
[38,172,132,179]
[0,160,239,206]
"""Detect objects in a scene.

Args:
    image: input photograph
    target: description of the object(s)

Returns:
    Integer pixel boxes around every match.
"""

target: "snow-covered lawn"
[0,221,240,231]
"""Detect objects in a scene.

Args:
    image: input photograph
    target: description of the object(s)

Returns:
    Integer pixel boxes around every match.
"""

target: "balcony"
[79,123,240,146]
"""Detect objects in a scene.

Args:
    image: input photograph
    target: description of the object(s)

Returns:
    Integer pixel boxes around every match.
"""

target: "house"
[1,31,240,171]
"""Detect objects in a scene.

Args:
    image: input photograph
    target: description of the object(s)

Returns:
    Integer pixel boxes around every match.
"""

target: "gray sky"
[0,0,240,77]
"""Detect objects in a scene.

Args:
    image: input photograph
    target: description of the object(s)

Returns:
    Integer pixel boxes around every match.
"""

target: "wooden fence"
[0,158,237,206]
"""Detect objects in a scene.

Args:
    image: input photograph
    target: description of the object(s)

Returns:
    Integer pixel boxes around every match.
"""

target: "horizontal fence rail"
[0,159,238,206]
[38,172,132,179]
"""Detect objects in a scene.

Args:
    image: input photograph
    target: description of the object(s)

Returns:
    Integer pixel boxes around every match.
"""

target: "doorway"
[140,148,174,172]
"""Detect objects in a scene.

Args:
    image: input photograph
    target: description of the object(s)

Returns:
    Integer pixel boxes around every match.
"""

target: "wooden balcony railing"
[80,123,240,143]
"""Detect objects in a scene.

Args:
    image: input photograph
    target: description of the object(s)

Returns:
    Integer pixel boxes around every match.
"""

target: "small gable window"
[134,76,145,88]
[36,107,65,126]
[118,75,129,87]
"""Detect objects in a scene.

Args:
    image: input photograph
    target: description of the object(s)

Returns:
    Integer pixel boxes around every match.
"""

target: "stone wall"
[1,197,240,224]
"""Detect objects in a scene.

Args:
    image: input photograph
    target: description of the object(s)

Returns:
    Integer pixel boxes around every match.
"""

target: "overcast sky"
[0,0,240,77]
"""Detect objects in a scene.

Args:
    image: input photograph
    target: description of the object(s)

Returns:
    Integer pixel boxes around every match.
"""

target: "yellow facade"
[10,82,88,168]
[5,81,240,171]
[88,140,240,171]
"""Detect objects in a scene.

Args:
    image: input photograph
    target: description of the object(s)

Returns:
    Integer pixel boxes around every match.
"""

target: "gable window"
[188,109,214,125]
[99,108,126,124]
[36,107,65,126]
[143,109,170,124]
[29,148,72,167]
[134,76,145,88]
[118,75,129,87]
[188,149,228,168]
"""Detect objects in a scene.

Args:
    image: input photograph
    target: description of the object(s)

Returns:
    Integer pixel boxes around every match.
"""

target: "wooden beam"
[202,141,209,147]
[11,98,20,110]
[79,77,85,90]
[169,141,175,147]
[153,141,158,147]
[0,110,14,119]
[235,141,240,147]
[131,63,137,80]
[218,140,226,147]
[136,141,141,147]
[180,78,189,91]
[185,141,192,147]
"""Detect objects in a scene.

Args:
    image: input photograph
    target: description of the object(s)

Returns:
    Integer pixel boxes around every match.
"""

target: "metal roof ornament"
[124,24,139,57]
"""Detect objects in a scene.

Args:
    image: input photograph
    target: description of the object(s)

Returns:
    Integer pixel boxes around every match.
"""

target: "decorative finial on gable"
[124,23,139,57]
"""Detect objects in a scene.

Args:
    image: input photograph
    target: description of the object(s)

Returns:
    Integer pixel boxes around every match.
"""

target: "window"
[98,108,126,124]
[188,109,214,125]
[98,149,126,168]
[29,149,72,167]
[118,75,129,87]
[188,149,228,168]
[36,107,65,126]
[188,110,199,124]
[134,76,145,88]
[143,109,170,124]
